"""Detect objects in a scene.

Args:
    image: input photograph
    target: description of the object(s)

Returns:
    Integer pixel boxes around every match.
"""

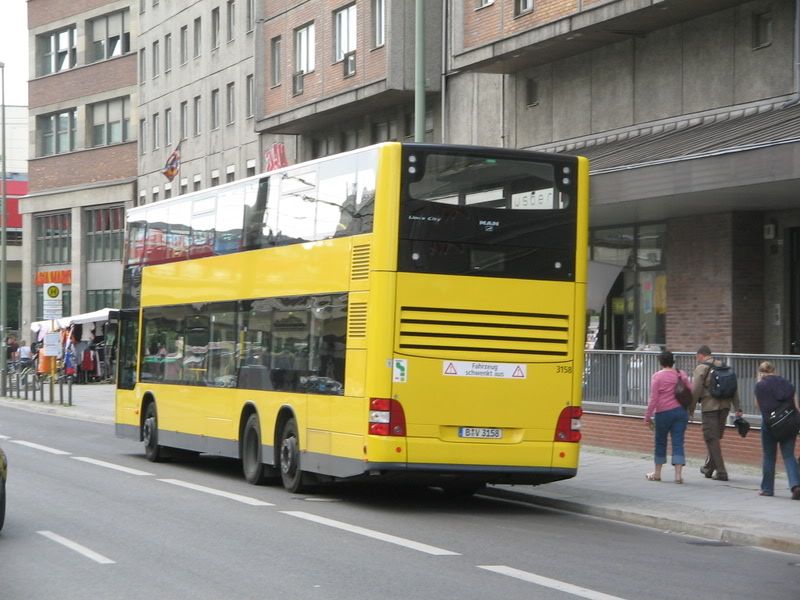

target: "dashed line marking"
[71,457,154,476]
[38,531,116,565]
[158,478,274,506]
[10,440,71,455]
[478,565,629,600]
[282,510,461,556]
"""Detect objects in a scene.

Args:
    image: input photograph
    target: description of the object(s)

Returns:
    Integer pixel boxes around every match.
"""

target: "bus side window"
[215,188,246,255]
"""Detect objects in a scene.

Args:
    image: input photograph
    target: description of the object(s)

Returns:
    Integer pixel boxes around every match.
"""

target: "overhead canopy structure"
[30,308,119,335]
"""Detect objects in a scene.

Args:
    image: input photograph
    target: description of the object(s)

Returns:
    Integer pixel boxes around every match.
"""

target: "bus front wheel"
[279,417,306,493]
[242,413,270,485]
[143,402,168,463]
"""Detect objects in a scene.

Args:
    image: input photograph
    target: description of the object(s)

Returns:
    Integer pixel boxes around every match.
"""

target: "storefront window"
[590,223,666,350]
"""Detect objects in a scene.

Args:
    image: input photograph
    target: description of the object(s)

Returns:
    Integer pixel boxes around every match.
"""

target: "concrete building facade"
[22,0,139,333]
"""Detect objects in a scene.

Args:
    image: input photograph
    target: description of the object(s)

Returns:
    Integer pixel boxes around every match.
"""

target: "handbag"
[765,402,800,442]
[674,370,693,409]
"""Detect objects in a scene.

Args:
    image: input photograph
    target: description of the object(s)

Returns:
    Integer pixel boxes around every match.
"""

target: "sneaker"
[792,486,800,500]
[712,473,728,481]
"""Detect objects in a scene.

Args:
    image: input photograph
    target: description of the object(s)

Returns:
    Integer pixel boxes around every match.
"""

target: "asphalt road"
[0,405,798,600]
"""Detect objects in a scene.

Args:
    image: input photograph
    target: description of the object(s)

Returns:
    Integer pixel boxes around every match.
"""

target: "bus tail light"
[369,398,406,436]
[555,406,582,442]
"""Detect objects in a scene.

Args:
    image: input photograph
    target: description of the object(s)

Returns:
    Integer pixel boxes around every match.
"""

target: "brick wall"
[29,55,136,109]
[29,0,116,29]
[463,0,579,50]
[666,213,733,352]
[583,412,762,467]
[28,143,137,193]
[731,212,765,352]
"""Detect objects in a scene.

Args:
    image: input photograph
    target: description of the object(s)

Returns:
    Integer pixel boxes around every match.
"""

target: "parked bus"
[115,143,589,494]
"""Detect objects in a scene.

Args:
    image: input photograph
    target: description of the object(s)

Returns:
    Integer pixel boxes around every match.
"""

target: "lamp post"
[0,61,7,396]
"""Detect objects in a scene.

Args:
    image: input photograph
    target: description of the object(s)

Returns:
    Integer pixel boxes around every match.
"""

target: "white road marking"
[10,440,71,455]
[38,531,116,565]
[0,434,10,440]
[281,510,461,556]
[71,457,154,476]
[158,478,274,506]
[478,566,629,600]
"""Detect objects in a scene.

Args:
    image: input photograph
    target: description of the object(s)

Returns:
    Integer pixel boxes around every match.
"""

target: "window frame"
[334,4,357,62]
[294,22,316,74]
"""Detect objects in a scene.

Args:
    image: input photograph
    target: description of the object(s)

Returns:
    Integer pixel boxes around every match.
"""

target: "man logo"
[46,285,60,299]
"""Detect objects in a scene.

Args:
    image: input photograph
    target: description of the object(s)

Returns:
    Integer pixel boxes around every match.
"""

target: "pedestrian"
[644,350,690,483]
[754,361,800,500]
[691,345,743,481]
[16,341,32,369]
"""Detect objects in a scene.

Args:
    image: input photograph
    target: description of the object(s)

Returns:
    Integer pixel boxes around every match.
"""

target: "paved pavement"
[2,383,799,555]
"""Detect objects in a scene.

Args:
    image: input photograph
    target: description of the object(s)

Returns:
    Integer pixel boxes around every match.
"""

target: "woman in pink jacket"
[644,350,691,483]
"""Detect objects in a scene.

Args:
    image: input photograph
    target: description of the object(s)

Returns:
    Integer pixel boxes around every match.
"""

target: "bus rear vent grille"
[398,306,569,357]
[348,302,368,338]
[351,245,370,280]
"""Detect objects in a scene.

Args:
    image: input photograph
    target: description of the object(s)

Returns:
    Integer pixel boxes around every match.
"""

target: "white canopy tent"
[30,308,119,337]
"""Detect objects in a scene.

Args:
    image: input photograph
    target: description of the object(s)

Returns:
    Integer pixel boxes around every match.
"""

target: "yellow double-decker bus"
[115,143,588,494]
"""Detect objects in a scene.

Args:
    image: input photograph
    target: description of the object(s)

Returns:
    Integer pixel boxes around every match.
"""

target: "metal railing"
[583,350,800,421]
[1,364,73,406]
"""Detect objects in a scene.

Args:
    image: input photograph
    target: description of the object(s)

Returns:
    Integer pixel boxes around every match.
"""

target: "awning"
[31,308,119,334]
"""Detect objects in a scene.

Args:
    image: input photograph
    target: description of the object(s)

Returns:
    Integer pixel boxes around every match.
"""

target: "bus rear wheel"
[143,402,168,462]
[279,417,306,493]
[242,413,270,485]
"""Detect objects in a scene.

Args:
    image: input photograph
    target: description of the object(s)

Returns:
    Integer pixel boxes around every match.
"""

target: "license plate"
[458,427,503,439]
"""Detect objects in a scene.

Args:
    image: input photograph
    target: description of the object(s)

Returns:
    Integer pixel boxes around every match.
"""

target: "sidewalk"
[2,385,799,555]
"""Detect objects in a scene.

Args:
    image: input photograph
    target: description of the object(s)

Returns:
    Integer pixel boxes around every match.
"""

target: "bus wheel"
[143,403,167,463]
[279,417,306,493]
[242,413,269,485]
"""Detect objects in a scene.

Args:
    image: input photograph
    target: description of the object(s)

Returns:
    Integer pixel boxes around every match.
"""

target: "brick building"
[21,0,138,331]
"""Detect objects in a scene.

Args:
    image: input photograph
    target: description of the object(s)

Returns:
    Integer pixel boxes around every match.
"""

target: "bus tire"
[143,402,168,463]
[242,413,269,485]
[279,417,306,493]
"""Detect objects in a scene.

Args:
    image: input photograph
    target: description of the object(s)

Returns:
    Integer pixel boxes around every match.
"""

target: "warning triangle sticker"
[512,366,524,378]
[445,362,458,375]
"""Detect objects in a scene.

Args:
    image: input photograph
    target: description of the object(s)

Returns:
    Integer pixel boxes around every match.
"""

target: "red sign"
[265,142,288,172]
[35,270,72,286]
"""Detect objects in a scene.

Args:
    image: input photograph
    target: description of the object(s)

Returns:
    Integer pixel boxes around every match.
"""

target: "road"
[0,405,797,600]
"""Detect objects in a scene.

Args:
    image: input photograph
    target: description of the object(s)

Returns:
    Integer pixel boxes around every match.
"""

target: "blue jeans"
[760,425,800,495]
[654,407,689,465]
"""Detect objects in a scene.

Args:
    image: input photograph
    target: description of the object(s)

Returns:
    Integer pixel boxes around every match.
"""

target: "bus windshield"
[399,147,577,281]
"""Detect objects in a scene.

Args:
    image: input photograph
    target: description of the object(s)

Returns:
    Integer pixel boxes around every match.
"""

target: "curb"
[483,487,800,556]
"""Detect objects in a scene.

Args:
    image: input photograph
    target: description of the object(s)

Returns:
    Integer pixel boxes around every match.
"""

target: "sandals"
[675,477,684,484]
[645,472,661,481]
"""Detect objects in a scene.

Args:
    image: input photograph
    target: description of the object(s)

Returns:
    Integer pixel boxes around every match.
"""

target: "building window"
[752,11,773,49]
[90,97,130,147]
[87,289,121,312]
[270,37,282,86]
[246,0,255,31]
[515,0,533,15]
[226,0,236,43]
[194,95,202,135]
[181,180,189,195]
[164,107,172,146]
[164,33,172,72]
[226,166,235,183]
[35,213,72,266]
[180,25,189,64]
[211,88,220,129]
[152,40,160,78]
[139,48,146,81]
[226,82,236,125]
[525,78,539,107]
[246,74,254,117]
[193,175,202,191]
[164,185,172,199]
[180,101,188,140]
[211,171,220,187]
[334,5,357,62]
[85,206,124,262]
[371,118,398,143]
[194,17,202,58]
[38,109,76,156]
[152,189,159,203]
[36,26,77,76]
[295,23,315,74]
[212,7,220,49]
[152,112,160,150]
[89,11,130,62]
[372,0,385,47]
[246,159,256,177]
[139,118,147,154]
[475,0,494,7]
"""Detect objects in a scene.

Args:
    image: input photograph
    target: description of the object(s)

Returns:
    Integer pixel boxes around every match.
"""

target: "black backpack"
[705,362,738,399]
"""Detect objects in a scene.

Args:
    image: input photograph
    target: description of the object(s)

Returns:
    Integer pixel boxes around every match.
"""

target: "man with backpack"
[691,345,743,481]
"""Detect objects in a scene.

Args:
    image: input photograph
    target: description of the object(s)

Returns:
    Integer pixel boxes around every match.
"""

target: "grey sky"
[0,0,29,106]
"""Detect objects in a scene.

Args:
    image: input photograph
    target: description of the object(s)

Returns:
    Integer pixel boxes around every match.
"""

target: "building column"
[20,212,33,335]
[71,205,83,315]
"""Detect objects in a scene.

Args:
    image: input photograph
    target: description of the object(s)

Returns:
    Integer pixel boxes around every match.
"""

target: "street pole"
[414,0,425,142]
[0,62,7,397]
